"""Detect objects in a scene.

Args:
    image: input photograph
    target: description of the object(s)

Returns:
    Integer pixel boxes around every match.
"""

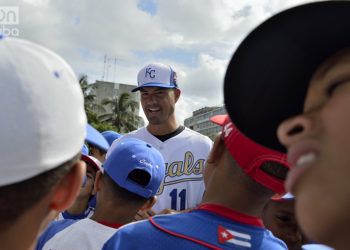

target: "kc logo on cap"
[132,62,178,92]
[145,67,156,79]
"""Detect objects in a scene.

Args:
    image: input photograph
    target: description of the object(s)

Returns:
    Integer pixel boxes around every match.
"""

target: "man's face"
[262,200,304,250]
[140,87,180,125]
[277,50,350,245]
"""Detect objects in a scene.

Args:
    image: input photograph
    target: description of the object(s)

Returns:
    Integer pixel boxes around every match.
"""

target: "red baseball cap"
[211,115,290,194]
[81,154,102,172]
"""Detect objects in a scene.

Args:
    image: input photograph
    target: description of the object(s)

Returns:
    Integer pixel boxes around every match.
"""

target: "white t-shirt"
[37,218,119,250]
[110,127,213,212]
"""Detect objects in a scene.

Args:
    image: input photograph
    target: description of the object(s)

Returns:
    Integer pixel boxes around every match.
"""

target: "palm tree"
[99,92,143,133]
[79,75,106,125]
[79,75,95,109]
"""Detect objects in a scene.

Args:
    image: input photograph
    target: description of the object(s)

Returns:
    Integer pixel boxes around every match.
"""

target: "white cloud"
[0,0,318,124]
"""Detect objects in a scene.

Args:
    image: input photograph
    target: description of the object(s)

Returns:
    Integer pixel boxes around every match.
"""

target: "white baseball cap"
[132,62,178,92]
[0,36,87,186]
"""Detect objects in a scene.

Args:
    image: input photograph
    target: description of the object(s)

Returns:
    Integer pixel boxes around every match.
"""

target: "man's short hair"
[103,171,149,205]
[229,157,278,197]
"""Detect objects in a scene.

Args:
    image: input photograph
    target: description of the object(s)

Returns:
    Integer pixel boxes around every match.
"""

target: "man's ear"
[174,88,181,103]
[92,170,103,195]
[140,196,157,211]
[206,133,226,165]
[49,160,86,212]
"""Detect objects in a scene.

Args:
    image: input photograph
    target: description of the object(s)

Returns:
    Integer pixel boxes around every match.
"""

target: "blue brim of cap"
[81,144,89,155]
[131,82,177,92]
[86,124,109,151]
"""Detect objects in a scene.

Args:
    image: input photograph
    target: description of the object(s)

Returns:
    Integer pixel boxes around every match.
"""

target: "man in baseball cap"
[37,138,165,250]
[116,62,212,216]
[103,115,289,249]
[0,36,86,249]
[223,1,350,248]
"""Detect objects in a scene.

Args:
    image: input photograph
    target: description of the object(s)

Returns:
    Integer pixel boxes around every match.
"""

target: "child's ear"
[140,196,157,211]
[206,133,226,165]
[49,160,86,211]
[92,171,103,195]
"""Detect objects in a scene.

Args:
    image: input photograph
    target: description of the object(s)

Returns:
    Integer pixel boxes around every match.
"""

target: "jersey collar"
[197,203,264,228]
[97,220,123,229]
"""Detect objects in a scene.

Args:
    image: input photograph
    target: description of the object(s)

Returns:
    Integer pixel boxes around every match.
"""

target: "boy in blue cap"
[86,124,109,162]
[37,138,165,250]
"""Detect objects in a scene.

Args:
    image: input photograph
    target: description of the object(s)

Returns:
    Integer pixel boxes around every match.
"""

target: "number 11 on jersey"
[169,188,186,210]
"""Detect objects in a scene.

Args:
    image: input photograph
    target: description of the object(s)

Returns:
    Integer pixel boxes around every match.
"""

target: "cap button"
[53,71,60,78]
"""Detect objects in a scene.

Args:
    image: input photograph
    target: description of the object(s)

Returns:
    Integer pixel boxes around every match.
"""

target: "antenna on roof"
[102,54,107,81]
[112,57,117,83]
[101,55,117,82]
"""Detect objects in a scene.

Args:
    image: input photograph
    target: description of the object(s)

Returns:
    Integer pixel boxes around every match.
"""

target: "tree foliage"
[99,92,143,133]
[78,75,143,133]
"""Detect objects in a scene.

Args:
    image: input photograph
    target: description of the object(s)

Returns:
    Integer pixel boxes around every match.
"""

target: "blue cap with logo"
[132,62,178,92]
[103,138,165,198]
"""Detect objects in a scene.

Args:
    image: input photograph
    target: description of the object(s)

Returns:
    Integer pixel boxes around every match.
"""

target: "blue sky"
[0,0,313,123]
[138,0,157,16]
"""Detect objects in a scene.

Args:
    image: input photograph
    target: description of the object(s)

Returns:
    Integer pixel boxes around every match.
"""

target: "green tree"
[79,75,95,108]
[79,75,98,123]
[99,92,143,133]
[79,75,118,132]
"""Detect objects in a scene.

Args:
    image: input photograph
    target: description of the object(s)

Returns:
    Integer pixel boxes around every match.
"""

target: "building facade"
[91,81,144,127]
[92,80,140,115]
[184,106,226,140]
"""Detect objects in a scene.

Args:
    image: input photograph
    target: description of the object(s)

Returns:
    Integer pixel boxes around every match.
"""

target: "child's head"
[209,115,290,195]
[86,124,109,162]
[98,138,165,209]
[0,37,86,248]
[277,48,350,247]
[263,194,305,250]
[223,1,350,248]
